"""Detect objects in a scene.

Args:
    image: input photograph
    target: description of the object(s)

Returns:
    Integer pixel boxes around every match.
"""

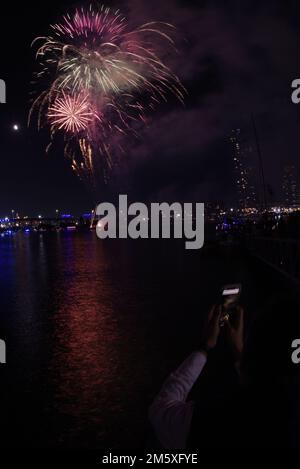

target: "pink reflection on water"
[49,235,126,442]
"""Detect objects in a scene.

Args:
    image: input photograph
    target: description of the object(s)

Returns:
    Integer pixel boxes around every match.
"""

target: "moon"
[12,124,19,131]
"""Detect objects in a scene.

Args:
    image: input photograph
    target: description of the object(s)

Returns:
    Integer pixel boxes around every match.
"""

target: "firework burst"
[30,4,185,190]
[48,92,99,133]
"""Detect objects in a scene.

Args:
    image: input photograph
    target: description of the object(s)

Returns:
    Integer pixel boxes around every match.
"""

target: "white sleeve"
[149,351,207,449]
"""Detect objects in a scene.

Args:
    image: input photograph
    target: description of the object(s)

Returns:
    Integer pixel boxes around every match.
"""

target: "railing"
[247,236,300,285]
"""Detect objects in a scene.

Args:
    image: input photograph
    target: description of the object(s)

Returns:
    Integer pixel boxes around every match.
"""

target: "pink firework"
[53,6,126,45]
[48,92,97,133]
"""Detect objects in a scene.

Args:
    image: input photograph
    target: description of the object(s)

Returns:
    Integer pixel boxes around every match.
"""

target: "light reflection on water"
[0,231,274,448]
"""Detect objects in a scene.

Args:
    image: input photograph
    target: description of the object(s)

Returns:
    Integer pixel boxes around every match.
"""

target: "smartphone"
[220,284,241,325]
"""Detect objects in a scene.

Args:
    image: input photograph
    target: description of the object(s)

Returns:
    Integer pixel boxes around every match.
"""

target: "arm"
[149,350,207,449]
[149,305,221,449]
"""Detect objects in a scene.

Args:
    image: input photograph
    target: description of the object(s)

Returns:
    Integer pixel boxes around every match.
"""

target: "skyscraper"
[229,128,258,210]
[282,164,299,208]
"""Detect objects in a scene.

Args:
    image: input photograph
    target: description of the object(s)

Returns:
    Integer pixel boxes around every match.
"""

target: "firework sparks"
[31,4,185,189]
[48,92,97,133]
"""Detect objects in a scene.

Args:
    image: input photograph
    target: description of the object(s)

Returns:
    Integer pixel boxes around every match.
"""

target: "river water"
[0,231,283,448]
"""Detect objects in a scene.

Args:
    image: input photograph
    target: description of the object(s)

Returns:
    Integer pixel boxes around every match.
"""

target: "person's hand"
[201,304,222,353]
[224,306,244,365]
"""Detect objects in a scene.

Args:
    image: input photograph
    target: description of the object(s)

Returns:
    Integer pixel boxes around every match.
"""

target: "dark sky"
[1,0,300,215]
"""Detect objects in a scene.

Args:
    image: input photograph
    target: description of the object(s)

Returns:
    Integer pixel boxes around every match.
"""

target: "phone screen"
[221,285,241,311]
[223,287,240,295]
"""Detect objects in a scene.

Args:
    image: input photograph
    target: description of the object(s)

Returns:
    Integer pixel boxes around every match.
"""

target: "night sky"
[1,0,300,215]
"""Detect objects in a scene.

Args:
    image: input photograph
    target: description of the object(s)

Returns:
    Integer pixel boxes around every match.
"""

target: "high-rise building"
[282,164,299,208]
[229,128,258,210]
[246,165,259,208]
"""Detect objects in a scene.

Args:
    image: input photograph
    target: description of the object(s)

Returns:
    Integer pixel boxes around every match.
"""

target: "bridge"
[0,215,92,233]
